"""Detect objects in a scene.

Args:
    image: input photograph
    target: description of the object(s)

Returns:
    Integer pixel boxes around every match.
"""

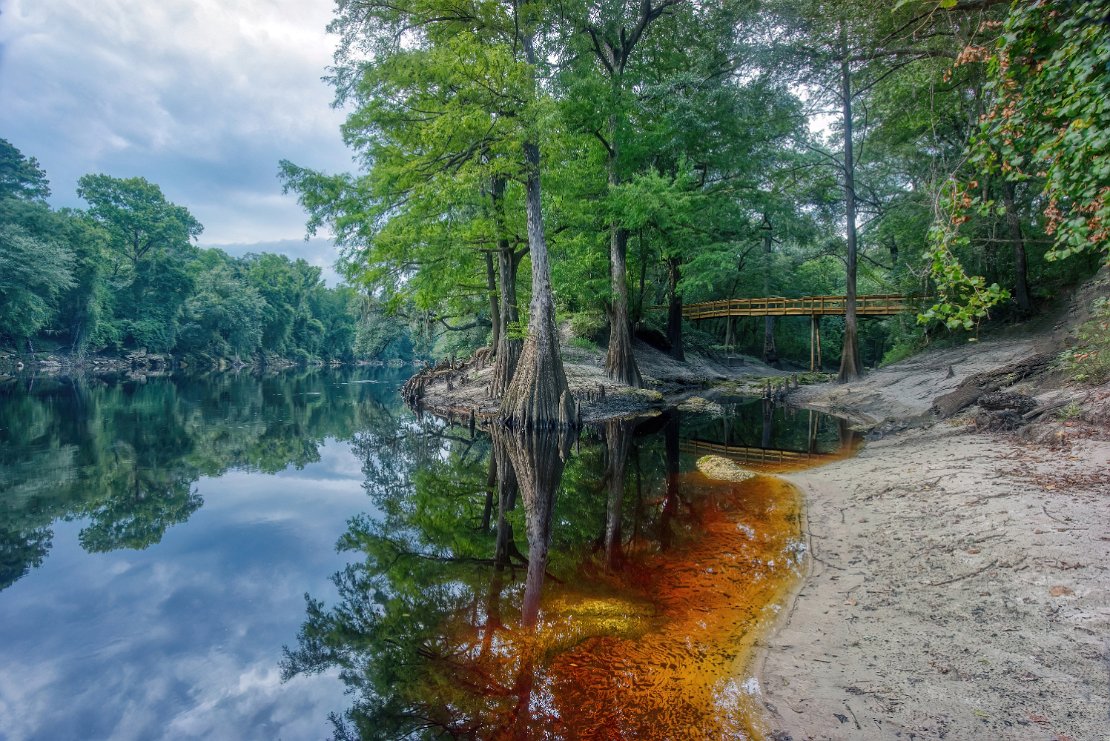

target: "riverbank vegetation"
[0,140,415,367]
[277,0,1106,424]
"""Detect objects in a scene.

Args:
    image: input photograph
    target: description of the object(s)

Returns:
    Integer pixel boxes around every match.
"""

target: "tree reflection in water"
[0,369,405,591]
[282,406,851,739]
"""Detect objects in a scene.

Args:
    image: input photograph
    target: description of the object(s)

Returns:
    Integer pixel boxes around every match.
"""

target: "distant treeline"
[0,139,414,365]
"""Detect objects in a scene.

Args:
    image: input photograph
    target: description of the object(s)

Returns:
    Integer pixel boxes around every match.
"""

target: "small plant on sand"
[1062,297,1110,385]
[1055,401,1082,421]
[569,336,599,351]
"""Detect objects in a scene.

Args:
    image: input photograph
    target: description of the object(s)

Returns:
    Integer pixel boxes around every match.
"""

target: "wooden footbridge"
[668,293,908,371]
[679,294,907,321]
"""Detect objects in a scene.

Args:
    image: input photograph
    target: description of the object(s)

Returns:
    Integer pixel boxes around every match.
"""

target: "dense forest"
[275,0,1105,424]
[3,1,1106,397]
[0,140,414,365]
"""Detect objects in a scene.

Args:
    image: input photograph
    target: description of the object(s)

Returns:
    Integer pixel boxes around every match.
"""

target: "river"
[0,368,855,739]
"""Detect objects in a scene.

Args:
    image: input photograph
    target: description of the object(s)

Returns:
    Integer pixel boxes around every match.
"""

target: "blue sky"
[0,0,352,275]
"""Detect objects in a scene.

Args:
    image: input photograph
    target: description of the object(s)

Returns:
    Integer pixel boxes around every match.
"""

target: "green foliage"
[970,1,1109,263]
[179,258,267,358]
[567,311,607,343]
[0,140,393,362]
[569,336,599,351]
[920,214,1010,330]
[0,138,51,201]
[1062,296,1110,385]
[0,224,75,341]
[880,326,926,366]
[352,298,414,360]
[925,0,1108,322]
[77,173,203,271]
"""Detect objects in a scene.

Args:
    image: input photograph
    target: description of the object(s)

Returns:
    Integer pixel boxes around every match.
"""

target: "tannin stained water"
[499,474,804,739]
[288,406,856,739]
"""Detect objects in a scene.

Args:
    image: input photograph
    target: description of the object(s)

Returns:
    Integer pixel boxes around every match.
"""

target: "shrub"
[567,311,607,343]
[1062,297,1110,384]
[569,336,598,351]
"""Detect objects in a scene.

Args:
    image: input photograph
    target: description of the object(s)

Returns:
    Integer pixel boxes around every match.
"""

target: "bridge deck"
[681,294,907,320]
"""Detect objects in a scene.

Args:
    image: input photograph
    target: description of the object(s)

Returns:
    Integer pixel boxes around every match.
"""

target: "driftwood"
[978,391,1037,414]
[932,353,1053,419]
[400,346,496,405]
[1022,398,1072,421]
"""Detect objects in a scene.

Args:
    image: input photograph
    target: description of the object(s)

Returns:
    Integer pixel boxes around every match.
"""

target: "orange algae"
[465,473,806,739]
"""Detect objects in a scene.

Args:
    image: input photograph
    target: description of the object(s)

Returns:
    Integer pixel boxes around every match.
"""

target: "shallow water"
[0,370,854,739]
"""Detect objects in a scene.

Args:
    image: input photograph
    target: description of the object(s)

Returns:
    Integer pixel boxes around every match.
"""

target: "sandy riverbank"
[747,317,1110,739]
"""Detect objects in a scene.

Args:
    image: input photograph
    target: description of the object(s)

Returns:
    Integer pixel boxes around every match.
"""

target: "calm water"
[0,369,854,740]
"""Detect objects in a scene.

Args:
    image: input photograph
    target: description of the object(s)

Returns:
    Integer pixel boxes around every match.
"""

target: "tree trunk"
[659,410,680,552]
[491,178,522,395]
[493,427,571,628]
[481,456,496,531]
[635,229,647,324]
[603,420,633,569]
[666,256,684,361]
[606,229,643,386]
[493,439,519,568]
[604,101,643,388]
[931,352,1052,419]
[761,398,774,449]
[499,22,574,427]
[762,223,777,366]
[838,27,862,383]
[485,251,501,351]
[1002,181,1032,313]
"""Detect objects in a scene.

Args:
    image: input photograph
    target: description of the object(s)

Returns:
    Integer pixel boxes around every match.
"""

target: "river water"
[0,369,855,740]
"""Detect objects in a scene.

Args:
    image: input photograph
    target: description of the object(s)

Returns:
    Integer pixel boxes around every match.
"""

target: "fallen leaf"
[1049,586,1074,597]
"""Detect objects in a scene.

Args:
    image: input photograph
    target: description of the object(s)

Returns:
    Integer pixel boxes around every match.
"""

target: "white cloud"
[0,0,353,242]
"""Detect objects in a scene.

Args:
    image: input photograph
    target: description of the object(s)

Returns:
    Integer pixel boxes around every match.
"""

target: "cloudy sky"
[0,0,353,278]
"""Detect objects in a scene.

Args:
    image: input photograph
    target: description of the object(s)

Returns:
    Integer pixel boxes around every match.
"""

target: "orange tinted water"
[457,471,806,739]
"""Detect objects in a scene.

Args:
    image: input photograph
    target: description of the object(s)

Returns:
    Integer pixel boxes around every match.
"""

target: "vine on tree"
[923,0,1109,327]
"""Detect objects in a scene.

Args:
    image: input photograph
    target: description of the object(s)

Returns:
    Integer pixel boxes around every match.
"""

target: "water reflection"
[285,402,857,739]
[0,374,856,739]
[0,367,422,740]
[0,370,405,592]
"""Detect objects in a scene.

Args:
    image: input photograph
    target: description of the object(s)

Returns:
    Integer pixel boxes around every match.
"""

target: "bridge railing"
[681,293,909,320]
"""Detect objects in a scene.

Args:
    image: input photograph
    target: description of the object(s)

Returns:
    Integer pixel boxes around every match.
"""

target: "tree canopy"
[0,139,407,364]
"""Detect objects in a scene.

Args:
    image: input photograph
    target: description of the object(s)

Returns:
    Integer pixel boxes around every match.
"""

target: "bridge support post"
[817,317,822,370]
[809,315,816,371]
[809,315,823,372]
